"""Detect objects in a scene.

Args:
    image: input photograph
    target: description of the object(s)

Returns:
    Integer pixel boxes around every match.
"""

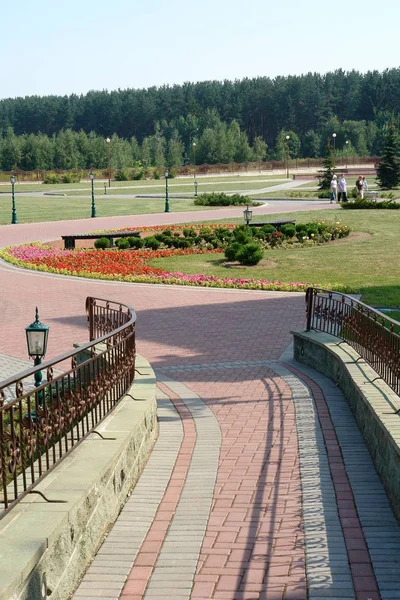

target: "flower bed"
[1,243,311,292]
[1,221,350,292]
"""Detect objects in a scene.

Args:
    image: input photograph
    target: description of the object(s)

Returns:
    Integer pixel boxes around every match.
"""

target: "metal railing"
[0,297,136,519]
[306,287,400,397]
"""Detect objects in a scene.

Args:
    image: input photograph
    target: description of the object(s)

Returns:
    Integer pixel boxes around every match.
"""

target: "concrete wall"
[293,330,400,521]
[0,355,158,600]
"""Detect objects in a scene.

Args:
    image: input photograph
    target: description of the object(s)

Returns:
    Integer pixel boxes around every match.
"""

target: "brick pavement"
[1,216,400,599]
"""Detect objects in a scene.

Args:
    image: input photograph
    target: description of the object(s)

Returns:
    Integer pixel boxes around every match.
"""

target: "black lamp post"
[164,168,170,213]
[285,136,290,179]
[10,175,17,224]
[194,180,198,197]
[332,132,337,167]
[26,308,50,400]
[105,137,111,187]
[243,204,253,233]
[90,171,96,218]
[345,140,349,170]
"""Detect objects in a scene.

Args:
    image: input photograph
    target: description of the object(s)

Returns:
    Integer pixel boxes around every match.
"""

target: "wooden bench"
[62,230,140,250]
[363,191,379,201]
[250,219,296,228]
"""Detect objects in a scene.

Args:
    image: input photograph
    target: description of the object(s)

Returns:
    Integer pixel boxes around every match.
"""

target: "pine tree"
[376,123,400,189]
[317,141,336,190]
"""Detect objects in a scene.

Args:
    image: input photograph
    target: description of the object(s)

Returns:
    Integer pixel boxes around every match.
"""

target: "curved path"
[0,207,399,600]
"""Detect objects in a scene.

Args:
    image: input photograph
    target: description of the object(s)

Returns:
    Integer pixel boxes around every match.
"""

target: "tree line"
[1,68,400,171]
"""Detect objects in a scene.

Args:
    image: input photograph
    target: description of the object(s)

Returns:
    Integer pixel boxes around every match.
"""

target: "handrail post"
[306,287,314,331]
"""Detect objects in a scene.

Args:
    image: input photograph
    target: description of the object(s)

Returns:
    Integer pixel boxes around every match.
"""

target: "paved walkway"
[0,210,399,600]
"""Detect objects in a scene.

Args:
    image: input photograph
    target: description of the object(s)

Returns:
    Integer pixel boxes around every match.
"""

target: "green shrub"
[342,199,400,210]
[236,242,264,265]
[132,169,145,180]
[94,237,111,249]
[280,224,296,238]
[116,238,130,249]
[128,236,144,248]
[114,169,130,181]
[225,242,242,261]
[261,224,276,235]
[43,173,60,184]
[62,172,81,183]
[232,225,251,244]
[163,229,173,237]
[175,238,193,249]
[183,227,196,238]
[317,190,330,199]
[153,168,161,180]
[194,192,251,206]
[253,229,266,240]
[144,237,160,250]
[173,232,181,238]
[214,227,232,241]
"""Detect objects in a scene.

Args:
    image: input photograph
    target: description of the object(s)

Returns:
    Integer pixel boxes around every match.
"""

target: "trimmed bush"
[225,242,242,261]
[342,199,400,210]
[183,227,196,238]
[94,237,111,249]
[128,236,145,248]
[236,242,264,265]
[280,224,296,238]
[194,192,252,206]
[116,238,130,249]
[261,224,276,235]
[144,237,160,250]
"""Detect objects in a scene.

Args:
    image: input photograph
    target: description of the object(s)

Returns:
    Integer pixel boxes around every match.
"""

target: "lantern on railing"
[26,308,49,390]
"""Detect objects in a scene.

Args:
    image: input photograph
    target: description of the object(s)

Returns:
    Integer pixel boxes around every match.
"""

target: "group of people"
[329,174,368,203]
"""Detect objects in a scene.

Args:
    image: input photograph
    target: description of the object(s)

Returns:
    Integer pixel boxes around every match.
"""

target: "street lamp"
[105,137,111,187]
[243,204,253,233]
[10,175,17,224]
[89,171,96,218]
[194,180,198,197]
[164,168,170,213]
[192,142,197,180]
[25,307,50,396]
[345,140,349,169]
[285,135,290,179]
[332,133,337,155]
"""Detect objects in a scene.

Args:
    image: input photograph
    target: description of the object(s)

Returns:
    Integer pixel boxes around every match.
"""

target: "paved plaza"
[0,205,399,599]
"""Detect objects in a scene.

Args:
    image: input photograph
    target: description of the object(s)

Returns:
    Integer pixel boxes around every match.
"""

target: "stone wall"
[0,355,157,600]
[293,330,400,522]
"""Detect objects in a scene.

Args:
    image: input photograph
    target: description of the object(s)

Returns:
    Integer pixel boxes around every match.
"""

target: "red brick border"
[120,382,197,599]
[284,363,381,600]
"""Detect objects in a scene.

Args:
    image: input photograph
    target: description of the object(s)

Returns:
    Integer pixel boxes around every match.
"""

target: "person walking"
[330,174,337,203]
[361,176,368,199]
[355,175,363,198]
[338,174,348,203]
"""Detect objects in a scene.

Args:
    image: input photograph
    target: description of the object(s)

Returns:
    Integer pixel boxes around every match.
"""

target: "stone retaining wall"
[0,355,157,600]
[293,330,400,521]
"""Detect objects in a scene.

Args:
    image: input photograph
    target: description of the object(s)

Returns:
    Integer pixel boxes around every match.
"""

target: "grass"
[64,180,283,196]
[0,173,287,194]
[0,196,219,224]
[148,209,400,307]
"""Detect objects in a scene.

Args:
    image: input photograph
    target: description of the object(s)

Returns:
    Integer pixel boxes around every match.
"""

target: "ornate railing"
[0,297,136,519]
[306,287,400,397]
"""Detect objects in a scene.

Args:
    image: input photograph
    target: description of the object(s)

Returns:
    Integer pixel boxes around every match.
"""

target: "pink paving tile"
[120,579,147,595]
[191,581,216,598]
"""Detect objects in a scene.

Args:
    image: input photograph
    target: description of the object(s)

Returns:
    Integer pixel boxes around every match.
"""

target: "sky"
[2,0,400,100]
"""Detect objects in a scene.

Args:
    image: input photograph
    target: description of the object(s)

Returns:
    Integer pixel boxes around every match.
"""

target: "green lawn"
[149,209,400,307]
[0,173,287,194]
[0,195,219,224]
[64,179,284,197]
